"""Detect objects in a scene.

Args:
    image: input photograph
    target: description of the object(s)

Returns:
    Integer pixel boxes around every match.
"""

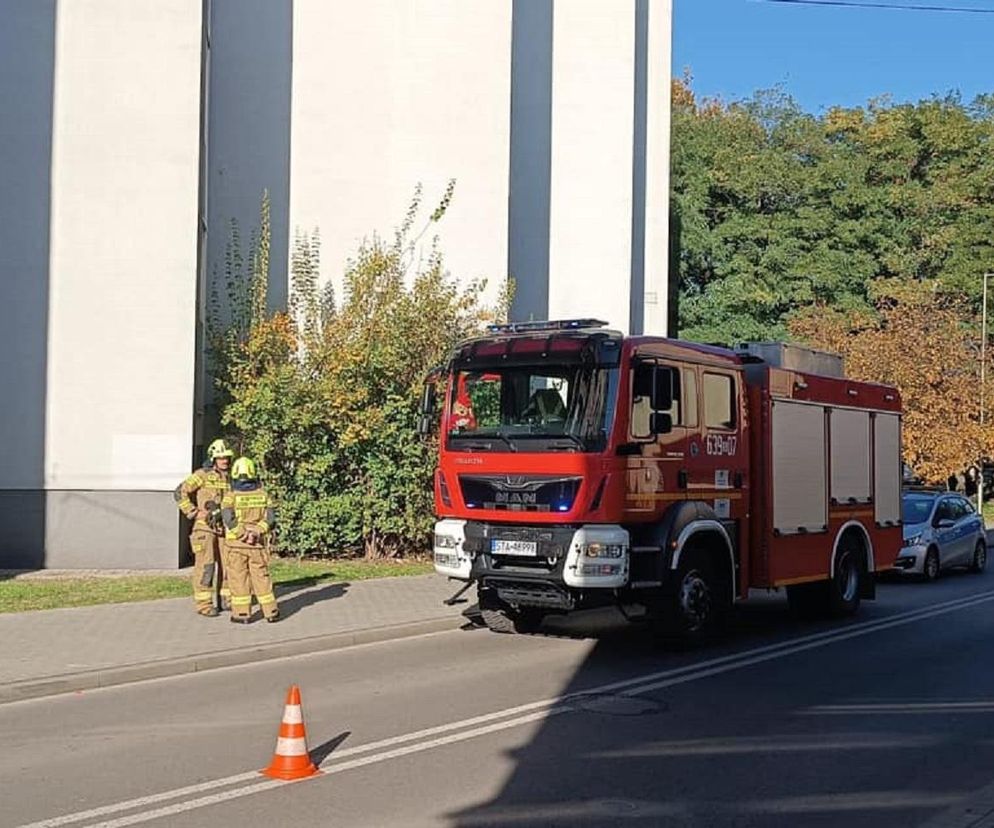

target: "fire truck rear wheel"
[827,543,863,617]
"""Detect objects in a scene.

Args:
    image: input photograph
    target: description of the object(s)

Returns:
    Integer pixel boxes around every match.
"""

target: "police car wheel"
[971,541,987,574]
[923,548,940,582]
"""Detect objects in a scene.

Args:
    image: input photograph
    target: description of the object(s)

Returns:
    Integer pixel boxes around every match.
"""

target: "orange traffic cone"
[261,685,321,780]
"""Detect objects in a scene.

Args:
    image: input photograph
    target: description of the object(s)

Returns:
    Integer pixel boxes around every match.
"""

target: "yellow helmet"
[231,456,257,480]
[207,439,234,462]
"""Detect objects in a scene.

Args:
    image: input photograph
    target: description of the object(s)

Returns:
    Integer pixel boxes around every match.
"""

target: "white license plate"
[492,539,538,557]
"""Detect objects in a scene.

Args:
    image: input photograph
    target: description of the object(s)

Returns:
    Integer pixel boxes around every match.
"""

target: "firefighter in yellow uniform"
[222,457,280,623]
[173,439,233,617]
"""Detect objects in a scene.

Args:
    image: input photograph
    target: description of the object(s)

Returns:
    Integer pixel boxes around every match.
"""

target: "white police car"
[896,490,987,580]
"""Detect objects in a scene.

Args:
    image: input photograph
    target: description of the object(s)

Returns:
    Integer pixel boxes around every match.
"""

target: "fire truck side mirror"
[650,412,673,435]
[418,381,439,437]
[651,371,674,411]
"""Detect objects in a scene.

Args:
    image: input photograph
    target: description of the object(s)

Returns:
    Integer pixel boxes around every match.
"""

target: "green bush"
[211,185,509,558]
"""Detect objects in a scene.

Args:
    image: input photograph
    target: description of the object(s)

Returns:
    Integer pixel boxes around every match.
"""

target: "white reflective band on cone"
[275,737,308,756]
[282,705,303,724]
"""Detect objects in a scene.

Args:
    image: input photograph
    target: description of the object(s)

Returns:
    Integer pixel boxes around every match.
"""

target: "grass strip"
[0,558,433,614]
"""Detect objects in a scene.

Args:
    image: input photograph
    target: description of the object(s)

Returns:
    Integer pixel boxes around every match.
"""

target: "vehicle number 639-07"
[706,434,737,456]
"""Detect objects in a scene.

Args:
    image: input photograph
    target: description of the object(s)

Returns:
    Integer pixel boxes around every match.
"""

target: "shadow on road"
[448,585,994,827]
[273,580,350,620]
[310,730,351,765]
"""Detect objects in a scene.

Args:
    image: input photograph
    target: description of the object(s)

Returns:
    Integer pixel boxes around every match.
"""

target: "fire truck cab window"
[446,364,619,452]
[682,368,699,428]
[703,373,736,430]
[631,363,681,438]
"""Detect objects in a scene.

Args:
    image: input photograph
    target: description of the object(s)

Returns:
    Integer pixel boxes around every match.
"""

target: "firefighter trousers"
[189,529,221,613]
[227,546,279,620]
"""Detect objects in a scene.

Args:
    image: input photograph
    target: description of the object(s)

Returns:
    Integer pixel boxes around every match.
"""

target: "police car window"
[953,498,971,518]
[703,373,735,430]
[960,498,976,515]
[936,500,955,521]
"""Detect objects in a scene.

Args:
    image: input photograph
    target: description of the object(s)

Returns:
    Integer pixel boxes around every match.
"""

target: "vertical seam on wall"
[629,0,649,335]
[508,0,553,322]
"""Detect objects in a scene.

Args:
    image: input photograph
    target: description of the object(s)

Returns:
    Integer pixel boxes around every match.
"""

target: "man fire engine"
[423,319,902,637]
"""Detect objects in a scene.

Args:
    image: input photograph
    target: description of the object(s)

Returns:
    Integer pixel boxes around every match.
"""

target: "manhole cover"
[570,693,666,716]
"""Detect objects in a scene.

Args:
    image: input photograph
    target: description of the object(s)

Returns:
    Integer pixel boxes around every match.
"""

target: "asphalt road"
[4,570,994,828]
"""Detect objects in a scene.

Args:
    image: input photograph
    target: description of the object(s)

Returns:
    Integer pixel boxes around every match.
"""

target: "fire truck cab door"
[688,369,745,522]
[626,358,693,511]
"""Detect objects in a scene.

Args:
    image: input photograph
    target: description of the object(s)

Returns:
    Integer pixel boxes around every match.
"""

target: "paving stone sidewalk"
[0,573,473,703]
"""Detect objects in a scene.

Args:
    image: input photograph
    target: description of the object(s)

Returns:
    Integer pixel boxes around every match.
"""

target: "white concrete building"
[0,0,672,569]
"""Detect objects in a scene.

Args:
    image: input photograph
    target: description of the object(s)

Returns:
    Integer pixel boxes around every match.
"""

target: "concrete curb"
[0,614,470,705]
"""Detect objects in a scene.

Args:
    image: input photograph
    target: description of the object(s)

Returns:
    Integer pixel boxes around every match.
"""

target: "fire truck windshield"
[447,364,619,452]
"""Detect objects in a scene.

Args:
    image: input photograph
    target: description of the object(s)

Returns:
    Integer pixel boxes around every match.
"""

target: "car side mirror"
[935,518,955,529]
[650,412,673,435]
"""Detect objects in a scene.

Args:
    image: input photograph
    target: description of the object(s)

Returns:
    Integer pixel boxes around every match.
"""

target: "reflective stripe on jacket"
[173,467,230,533]
[221,486,276,549]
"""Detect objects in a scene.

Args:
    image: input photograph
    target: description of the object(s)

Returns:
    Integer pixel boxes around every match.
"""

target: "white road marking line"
[18,588,994,828]
[317,589,994,764]
[84,781,286,828]
[806,701,994,714]
[622,592,994,698]
[16,773,261,828]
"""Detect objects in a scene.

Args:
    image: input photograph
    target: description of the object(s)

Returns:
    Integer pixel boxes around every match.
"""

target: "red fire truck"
[423,319,903,637]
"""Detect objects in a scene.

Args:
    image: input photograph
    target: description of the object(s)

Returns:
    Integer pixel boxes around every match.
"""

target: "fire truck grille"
[459,475,582,513]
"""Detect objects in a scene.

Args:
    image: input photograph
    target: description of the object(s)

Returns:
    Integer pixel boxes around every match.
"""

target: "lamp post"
[981,273,991,521]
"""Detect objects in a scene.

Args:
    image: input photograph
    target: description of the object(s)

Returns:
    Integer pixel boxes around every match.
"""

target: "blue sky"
[672,0,994,112]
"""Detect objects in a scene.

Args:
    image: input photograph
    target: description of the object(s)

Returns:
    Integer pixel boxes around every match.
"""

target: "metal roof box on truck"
[421,319,902,639]
[739,342,844,378]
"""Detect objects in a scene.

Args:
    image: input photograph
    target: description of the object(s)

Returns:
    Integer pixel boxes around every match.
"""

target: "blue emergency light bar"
[486,319,608,335]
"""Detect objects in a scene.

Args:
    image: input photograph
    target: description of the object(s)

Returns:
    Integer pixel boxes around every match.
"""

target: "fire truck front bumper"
[432,519,631,608]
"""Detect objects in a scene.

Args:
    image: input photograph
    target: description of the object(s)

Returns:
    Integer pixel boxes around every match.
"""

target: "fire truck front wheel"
[653,548,731,643]
[478,591,545,635]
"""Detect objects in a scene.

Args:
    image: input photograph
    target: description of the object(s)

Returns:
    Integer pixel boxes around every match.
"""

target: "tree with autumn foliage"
[789,279,994,483]
[211,185,510,558]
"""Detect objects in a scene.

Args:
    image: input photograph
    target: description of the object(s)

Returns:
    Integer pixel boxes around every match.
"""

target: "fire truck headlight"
[432,519,471,580]
[583,542,625,558]
[564,526,630,588]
